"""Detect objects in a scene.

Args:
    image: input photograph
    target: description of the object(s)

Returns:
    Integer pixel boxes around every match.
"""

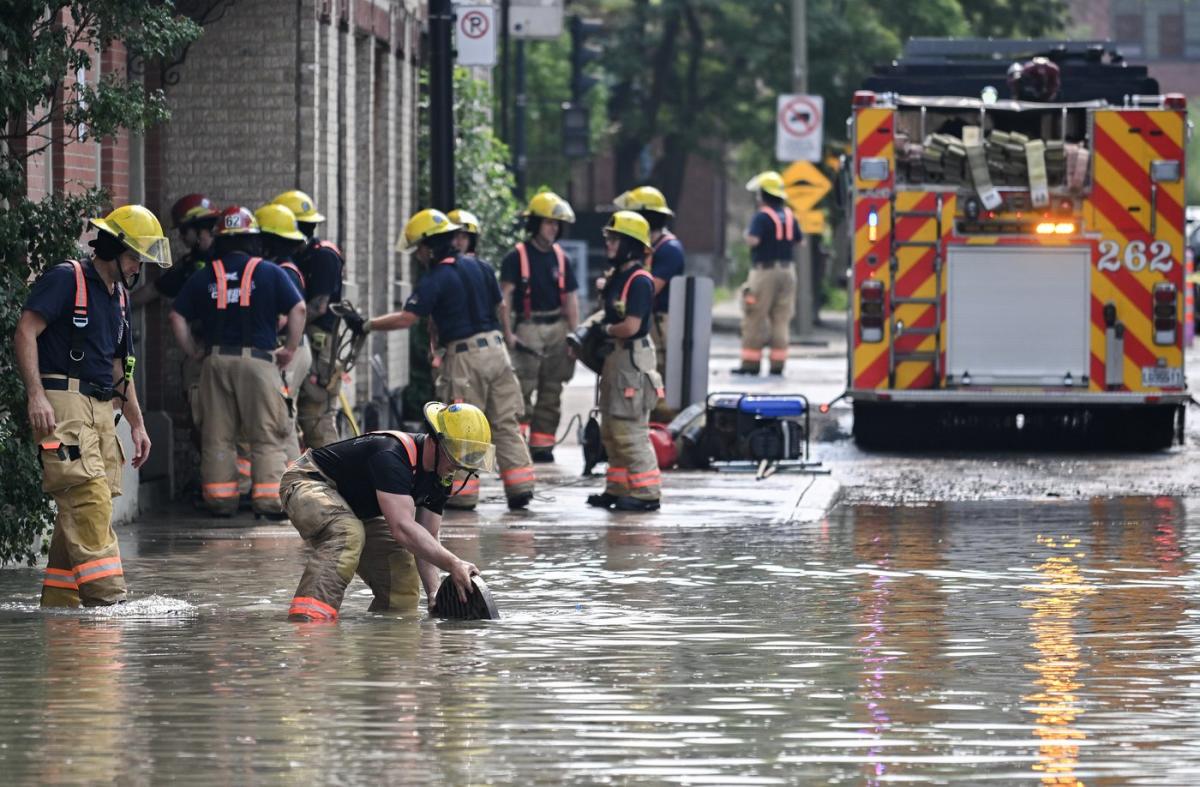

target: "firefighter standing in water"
[367,209,536,511]
[500,191,580,462]
[281,401,491,621]
[271,190,345,448]
[737,171,802,376]
[582,211,663,512]
[255,202,314,459]
[15,205,167,606]
[169,206,306,518]
[612,186,684,416]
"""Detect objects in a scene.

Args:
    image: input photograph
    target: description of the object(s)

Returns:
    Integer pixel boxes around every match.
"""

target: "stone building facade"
[135,0,423,496]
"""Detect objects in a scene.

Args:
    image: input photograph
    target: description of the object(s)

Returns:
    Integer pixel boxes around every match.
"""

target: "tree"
[0,2,199,565]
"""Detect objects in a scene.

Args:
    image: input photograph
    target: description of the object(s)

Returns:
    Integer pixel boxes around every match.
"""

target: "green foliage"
[0,2,198,565]
[1188,102,1200,206]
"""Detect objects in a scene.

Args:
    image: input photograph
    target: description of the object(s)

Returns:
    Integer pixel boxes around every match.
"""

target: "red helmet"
[170,193,219,228]
[215,205,260,235]
[648,423,678,470]
[1006,56,1061,102]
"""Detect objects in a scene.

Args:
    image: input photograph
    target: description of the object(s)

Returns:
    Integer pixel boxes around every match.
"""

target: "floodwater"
[2,498,1200,784]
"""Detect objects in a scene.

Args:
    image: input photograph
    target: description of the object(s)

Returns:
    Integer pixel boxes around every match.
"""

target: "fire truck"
[844,39,1190,449]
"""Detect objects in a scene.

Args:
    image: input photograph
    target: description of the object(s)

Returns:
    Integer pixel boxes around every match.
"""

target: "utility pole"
[429,0,455,211]
[499,0,510,144]
[513,38,527,197]
[790,0,815,336]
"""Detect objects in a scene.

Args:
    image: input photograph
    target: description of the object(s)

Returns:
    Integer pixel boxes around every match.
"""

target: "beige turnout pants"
[436,330,535,507]
[599,338,663,501]
[740,263,796,369]
[297,327,342,449]
[196,350,292,515]
[511,314,576,450]
[37,379,127,607]
[282,453,419,620]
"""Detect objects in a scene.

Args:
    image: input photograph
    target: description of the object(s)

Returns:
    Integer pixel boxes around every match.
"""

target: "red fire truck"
[845,40,1189,449]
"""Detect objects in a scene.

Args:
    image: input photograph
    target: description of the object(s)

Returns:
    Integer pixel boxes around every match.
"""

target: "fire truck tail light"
[853,91,877,107]
[1151,160,1181,182]
[1054,222,1075,234]
[1164,93,1187,110]
[1035,222,1056,234]
[1152,283,1177,345]
[860,280,885,343]
[859,158,890,181]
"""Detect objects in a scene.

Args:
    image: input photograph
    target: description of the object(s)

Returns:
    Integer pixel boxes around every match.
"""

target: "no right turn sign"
[776,94,823,162]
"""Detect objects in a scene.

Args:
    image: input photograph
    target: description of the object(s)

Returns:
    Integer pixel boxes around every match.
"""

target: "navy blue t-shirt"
[154,244,212,298]
[748,206,803,263]
[172,252,303,352]
[649,233,685,313]
[297,238,344,332]
[403,254,502,344]
[311,432,448,519]
[500,242,579,315]
[603,263,654,339]
[24,260,130,387]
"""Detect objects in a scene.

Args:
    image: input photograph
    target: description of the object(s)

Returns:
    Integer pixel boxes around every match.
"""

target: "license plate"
[1141,366,1185,388]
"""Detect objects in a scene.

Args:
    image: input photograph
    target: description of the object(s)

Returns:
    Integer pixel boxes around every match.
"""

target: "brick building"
[22,0,426,505]
[1068,0,1200,98]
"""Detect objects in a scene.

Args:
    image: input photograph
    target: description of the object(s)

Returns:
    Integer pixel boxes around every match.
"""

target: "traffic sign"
[456,5,496,66]
[799,211,825,235]
[509,0,564,39]
[782,160,831,214]
[776,94,824,162]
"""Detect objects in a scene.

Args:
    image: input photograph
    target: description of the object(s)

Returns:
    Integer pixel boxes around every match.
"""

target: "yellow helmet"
[423,401,497,473]
[613,185,674,216]
[254,203,305,241]
[447,209,480,235]
[397,208,460,253]
[603,210,651,248]
[88,204,172,268]
[746,170,787,199]
[524,191,576,223]
[271,189,325,223]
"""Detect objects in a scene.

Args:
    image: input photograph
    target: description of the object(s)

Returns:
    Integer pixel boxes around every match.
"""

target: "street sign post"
[776,94,823,162]
[455,5,496,66]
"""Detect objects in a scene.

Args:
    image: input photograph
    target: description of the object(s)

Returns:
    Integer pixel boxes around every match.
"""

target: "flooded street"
[3,496,1200,784]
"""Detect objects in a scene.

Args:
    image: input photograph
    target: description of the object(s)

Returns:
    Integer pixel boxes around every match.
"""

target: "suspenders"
[515,241,567,319]
[759,207,796,242]
[62,260,128,382]
[210,256,263,348]
[375,430,418,467]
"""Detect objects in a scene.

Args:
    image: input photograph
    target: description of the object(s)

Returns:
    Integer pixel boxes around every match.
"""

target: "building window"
[1159,13,1184,58]
[1115,13,1145,58]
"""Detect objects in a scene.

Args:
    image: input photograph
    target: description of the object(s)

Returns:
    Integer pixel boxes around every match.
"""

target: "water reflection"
[0,497,1197,783]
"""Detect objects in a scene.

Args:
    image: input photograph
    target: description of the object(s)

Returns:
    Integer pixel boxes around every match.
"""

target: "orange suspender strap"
[375,430,418,467]
[652,231,676,253]
[315,239,343,258]
[552,243,567,307]
[781,207,795,242]
[240,257,262,307]
[212,259,228,310]
[760,209,782,242]
[280,261,306,291]
[67,260,88,326]
[516,242,532,318]
[620,268,654,303]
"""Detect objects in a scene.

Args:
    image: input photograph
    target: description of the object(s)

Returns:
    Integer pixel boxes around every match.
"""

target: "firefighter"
[15,204,168,607]
[255,202,314,460]
[583,211,663,512]
[367,209,536,511]
[613,186,684,416]
[281,402,490,621]
[500,191,580,462]
[168,206,306,518]
[271,189,344,448]
[737,171,802,376]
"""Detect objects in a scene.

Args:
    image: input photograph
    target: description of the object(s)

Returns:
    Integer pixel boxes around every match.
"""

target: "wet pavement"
[4,311,1200,783]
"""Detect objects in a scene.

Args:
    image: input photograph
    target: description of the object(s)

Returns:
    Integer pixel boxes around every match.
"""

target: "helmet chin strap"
[123,267,141,290]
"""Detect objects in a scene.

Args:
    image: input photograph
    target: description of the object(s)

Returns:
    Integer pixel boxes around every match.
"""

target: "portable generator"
[703,391,810,466]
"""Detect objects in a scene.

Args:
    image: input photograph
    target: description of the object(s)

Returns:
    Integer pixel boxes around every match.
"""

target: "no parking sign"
[456,5,496,66]
[776,94,823,162]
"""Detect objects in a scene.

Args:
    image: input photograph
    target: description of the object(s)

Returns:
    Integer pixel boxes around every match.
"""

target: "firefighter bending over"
[281,402,490,621]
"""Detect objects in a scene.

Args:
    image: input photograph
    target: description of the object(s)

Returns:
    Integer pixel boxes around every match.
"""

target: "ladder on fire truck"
[886,193,943,388]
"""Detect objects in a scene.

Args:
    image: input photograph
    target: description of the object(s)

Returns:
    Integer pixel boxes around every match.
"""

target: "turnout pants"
[740,263,796,371]
[234,338,311,484]
[512,313,576,451]
[297,327,343,449]
[37,378,127,607]
[599,339,663,501]
[648,312,674,420]
[282,453,419,619]
[436,330,535,507]
[196,350,292,515]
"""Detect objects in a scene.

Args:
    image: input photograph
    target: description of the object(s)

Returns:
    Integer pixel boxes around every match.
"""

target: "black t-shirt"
[403,254,502,343]
[297,238,344,332]
[310,432,449,519]
[154,244,213,298]
[500,242,579,314]
[603,263,654,339]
